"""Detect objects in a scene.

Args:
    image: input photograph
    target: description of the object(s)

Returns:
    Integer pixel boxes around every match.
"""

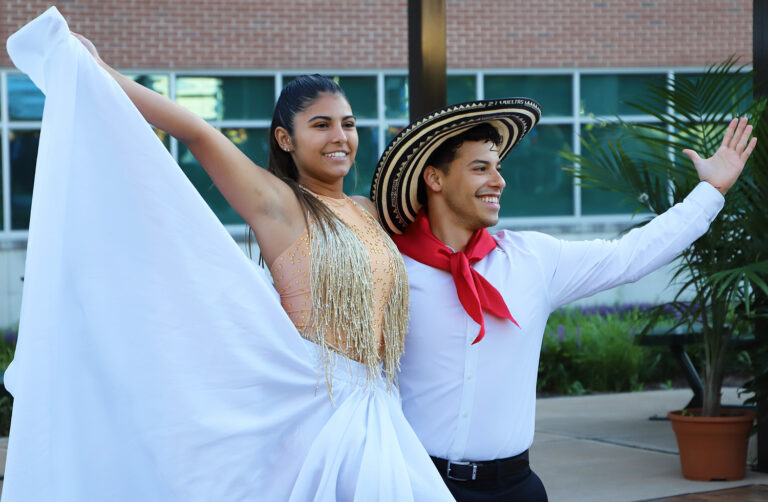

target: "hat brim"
[370,98,542,234]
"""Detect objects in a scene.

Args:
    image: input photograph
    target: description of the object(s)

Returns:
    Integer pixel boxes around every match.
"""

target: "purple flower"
[576,326,582,350]
[3,330,17,345]
[557,324,565,343]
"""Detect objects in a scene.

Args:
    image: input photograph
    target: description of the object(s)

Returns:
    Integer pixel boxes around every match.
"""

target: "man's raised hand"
[682,117,757,195]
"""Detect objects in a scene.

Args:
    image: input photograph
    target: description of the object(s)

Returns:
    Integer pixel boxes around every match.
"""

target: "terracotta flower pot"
[668,409,755,481]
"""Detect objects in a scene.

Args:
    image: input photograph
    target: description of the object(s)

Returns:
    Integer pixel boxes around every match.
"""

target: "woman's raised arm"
[72,33,304,242]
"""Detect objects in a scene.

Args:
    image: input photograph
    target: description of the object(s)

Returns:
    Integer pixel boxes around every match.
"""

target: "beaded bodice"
[270,193,409,394]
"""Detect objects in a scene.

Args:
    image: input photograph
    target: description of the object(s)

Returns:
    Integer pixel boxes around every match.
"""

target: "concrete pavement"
[531,388,768,502]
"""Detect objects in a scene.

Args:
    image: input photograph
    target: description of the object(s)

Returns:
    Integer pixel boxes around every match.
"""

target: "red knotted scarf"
[392,210,518,344]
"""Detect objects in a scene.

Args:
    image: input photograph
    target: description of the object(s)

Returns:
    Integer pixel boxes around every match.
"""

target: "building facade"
[0,0,754,326]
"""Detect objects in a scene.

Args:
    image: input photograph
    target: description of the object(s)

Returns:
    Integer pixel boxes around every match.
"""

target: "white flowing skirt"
[2,8,453,502]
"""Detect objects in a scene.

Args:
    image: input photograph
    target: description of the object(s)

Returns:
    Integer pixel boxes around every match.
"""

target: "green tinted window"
[447,75,476,105]
[385,76,409,119]
[344,126,378,196]
[130,75,171,149]
[580,122,660,215]
[8,75,45,121]
[500,125,573,217]
[282,76,377,119]
[384,75,476,118]
[580,74,666,116]
[9,130,40,229]
[485,75,571,117]
[336,76,376,119]
[176,77,274,121]
[129,74,170,96]
[178,128,270,224]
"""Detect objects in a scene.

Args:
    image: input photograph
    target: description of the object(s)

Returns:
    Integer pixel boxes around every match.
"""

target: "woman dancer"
[3,7,452,501]
[71,39,406,391]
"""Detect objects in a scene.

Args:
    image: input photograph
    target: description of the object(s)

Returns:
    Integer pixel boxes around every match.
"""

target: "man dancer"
[370,99,755,501]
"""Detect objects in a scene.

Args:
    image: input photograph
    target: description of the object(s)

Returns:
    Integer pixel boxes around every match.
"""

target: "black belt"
[431,450,530,483]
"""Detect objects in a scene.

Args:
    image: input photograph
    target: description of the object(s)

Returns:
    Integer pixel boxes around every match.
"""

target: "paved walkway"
[531,388,768,501]
[0,388,766,500]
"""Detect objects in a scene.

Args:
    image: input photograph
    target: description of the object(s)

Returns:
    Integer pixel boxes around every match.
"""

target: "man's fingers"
[721,118,738,148]
[728,117,749,150]
[681,148,701,164]
[735,124,753,154]
[740,136,758,163]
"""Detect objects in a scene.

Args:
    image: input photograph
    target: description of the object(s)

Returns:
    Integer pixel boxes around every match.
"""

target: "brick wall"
[1,0,753,70]
[447,0,753,68]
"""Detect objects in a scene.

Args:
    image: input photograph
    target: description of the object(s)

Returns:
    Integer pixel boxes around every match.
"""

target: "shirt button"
[466,374,473,380]
[462,412,469,418]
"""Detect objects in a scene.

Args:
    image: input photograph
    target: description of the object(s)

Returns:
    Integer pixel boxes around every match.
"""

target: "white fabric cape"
[3,8,453,502]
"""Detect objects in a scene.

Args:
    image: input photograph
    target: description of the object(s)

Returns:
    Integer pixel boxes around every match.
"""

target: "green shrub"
[536,304,748,396]
[540,305,647,395]
[0,328,16,437]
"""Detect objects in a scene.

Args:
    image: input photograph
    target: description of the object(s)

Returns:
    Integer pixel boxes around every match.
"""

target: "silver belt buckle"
[446,460,478,481]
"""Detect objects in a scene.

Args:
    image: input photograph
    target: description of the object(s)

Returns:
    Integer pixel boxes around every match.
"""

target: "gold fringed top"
[270,192,409,397]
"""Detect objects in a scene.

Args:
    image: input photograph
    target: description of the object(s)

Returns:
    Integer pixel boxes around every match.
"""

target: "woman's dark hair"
[271,75,348,223]
[255,75,349,253]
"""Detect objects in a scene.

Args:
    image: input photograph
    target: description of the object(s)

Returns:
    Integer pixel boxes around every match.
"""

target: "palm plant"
[563,59,768,418]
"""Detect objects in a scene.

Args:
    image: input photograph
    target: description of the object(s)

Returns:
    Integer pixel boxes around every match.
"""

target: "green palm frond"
[563,58,768,416]
[710,261,768,315]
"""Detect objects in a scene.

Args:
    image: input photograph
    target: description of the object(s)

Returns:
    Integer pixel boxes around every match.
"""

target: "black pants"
[435,459,548,502]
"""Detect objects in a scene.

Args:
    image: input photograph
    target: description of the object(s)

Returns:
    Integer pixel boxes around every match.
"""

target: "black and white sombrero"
[370,98,542,234]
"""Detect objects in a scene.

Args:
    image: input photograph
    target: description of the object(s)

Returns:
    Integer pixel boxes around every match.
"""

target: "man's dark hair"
[417,123,503,205]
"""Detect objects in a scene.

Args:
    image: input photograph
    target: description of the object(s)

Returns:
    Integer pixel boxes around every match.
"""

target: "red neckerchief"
[392,210,518,344]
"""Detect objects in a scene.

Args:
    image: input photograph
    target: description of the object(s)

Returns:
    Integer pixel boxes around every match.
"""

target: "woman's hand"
[682,117,757,195]
[64,31,303,259]
[71,32,103,64]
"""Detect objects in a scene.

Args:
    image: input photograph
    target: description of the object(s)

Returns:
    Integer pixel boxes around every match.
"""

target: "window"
[6,74,45,231]
[485,75,572,117]
[8,129,39,229]
[502,125,573,217]
[332,76,377,119]
[384,75,409,120]
[344,126,378,197]
[1,67,718,238]
[8,74,44,120]
[176,76,273,121]
[383,75,478,119]
[578,74,668,215]
[578,122,664,215]
[580,74,666,117]
[178,128,270,225]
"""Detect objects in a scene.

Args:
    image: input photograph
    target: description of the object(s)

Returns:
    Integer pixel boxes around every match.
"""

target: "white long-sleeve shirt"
[398,181,725,462]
